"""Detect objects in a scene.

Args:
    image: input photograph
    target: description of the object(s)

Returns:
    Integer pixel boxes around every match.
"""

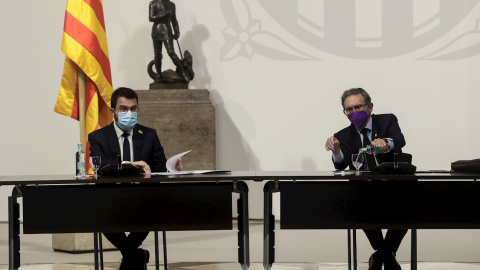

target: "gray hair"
[341,88,371,108]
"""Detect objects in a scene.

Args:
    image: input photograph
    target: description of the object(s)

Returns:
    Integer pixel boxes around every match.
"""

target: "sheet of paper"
[147,150,231,176]
[333,170,355,176]
[166,150,193,174]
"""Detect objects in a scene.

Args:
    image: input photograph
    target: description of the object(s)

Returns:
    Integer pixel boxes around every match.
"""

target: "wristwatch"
[383,139,391,152]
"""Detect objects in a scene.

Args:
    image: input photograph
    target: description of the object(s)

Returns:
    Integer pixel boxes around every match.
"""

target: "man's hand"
[371,138,388,152]
[175,158,183,171]
[173,32,180,40]
[128,161,151,174]
[325,136,340,155]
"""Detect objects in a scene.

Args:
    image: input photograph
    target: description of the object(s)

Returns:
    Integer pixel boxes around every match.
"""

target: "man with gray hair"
[325,88,407,270]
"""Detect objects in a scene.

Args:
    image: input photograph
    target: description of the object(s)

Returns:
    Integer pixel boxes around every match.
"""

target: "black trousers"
[103,232,149,257]
[363,229,408,252]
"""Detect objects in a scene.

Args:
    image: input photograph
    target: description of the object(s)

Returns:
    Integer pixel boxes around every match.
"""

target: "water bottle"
[76,143,86,178]
[359,144,391,155]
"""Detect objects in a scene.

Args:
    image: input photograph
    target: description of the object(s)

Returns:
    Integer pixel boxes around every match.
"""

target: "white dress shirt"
[113,122,134,161]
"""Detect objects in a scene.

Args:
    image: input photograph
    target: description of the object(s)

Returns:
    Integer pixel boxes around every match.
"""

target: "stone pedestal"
[136,89,216,170]
[52,89,216,253]
[52,233,116,253]
[149,81,188,90]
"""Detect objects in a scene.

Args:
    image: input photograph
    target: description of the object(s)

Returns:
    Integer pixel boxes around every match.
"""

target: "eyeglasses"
[115,106,139,113]
[343,104,367,115]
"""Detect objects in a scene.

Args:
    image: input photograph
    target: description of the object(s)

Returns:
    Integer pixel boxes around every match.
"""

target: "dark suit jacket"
[88,123,167,172]
[333,114,405,170]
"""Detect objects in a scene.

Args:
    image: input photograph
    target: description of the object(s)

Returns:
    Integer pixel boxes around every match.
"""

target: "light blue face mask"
[116,111,137,130]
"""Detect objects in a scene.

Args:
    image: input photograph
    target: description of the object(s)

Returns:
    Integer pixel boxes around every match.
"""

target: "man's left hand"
[371,138,388,152]
[175,158,183,171]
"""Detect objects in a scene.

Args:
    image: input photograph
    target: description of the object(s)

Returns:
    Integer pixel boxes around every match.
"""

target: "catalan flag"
[54,0,113,173]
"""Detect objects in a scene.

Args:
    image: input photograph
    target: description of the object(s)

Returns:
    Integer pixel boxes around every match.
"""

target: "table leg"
[234,181,250,270]
[411,229,417,270]
[347,230,358,270]
[94,232,99,270]
[154,231,160,270]
[353,229,357,270]
[99,234,104,270]
[8,195,20,270]
[153,231,168,270]
[163,231,168,270]
[347,230,351,270]
[263,181,279,270]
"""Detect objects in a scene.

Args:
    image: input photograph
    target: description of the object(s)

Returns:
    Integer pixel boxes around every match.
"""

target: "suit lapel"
[349,124,362,152]
[370,114,388,164]
[132,125,145,161]
[371,114,379,140]
[106,123,121,157]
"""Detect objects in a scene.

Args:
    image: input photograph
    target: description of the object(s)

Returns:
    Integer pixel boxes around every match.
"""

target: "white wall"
[2,0,480,262]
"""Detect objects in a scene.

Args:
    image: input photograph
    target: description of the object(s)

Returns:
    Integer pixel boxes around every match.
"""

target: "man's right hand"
[128,161,151,174]
[325,136,340,155]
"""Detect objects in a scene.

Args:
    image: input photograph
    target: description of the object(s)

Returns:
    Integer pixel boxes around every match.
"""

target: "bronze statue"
[148,0,193,84]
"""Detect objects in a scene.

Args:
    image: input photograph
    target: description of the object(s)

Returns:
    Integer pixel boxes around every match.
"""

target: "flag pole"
[78,69,87,152]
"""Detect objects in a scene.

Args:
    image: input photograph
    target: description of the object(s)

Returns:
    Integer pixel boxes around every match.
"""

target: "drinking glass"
[90,156,102,179]
[352,154,364,175]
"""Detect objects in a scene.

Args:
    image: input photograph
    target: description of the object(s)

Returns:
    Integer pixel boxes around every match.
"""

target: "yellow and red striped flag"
[54,0,113,173]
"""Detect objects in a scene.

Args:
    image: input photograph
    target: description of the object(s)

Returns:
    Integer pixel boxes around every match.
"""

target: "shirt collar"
[113,121,133,139]
[355,115,373,133]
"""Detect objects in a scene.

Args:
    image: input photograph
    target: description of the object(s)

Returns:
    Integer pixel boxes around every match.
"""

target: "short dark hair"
[111,87,138,109]
[341,88,371,108]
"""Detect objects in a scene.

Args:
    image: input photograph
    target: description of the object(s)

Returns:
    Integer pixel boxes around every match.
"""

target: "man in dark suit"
[325,88,407,270]
[89,87,182,270]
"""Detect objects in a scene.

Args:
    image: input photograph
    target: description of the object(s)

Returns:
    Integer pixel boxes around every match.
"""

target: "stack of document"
[148,150,231,176]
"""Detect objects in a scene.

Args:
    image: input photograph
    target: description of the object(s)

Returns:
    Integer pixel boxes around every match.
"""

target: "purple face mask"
[348,111,369,128]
